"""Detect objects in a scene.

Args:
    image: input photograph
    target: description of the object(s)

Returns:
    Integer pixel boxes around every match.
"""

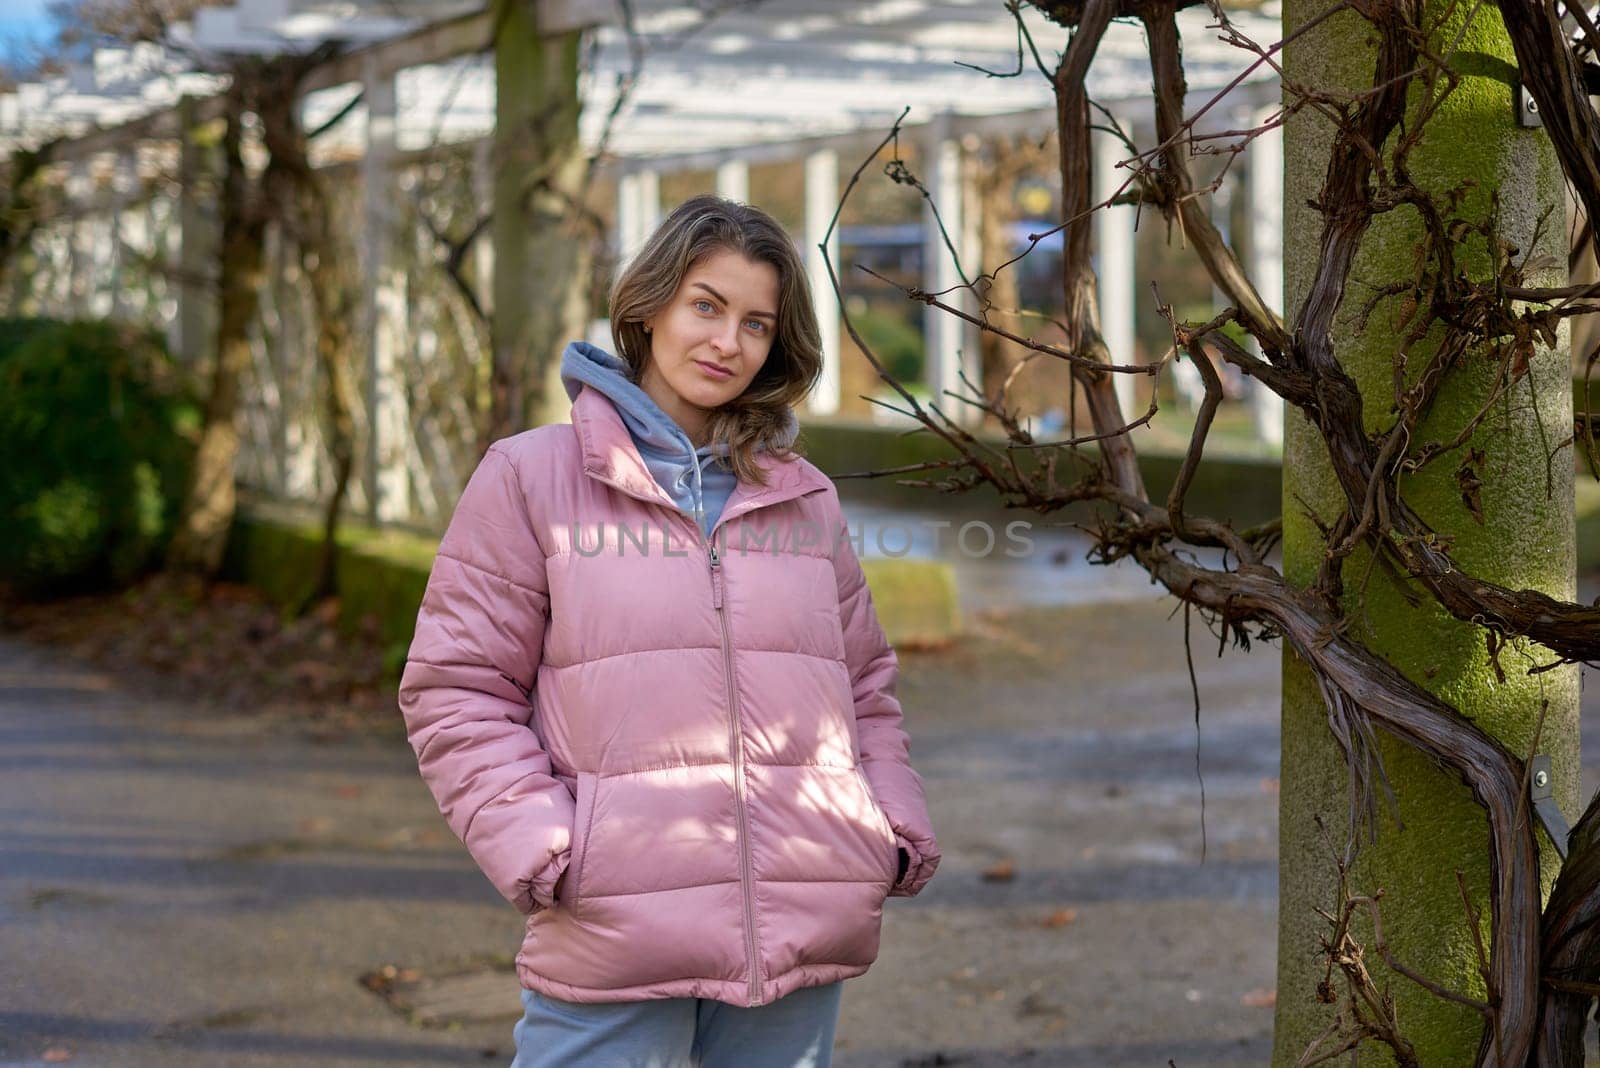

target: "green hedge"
[0,318,197,595]
[858,556,961,646]
[223,503,962,679]
[222,503,436,655]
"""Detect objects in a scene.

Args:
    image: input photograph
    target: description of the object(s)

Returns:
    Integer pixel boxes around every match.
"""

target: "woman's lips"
[695,360,734,380]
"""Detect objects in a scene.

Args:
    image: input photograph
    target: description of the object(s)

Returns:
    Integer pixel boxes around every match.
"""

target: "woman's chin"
[682,384,742,410]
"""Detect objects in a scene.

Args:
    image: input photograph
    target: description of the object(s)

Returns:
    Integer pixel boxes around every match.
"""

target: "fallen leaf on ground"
[981,859,1016,882]
[896,635,956,654]
[1041,908,1078,928]
[42,1047,74,1062]
[1016,992,1064,1018]
[290,659,340,685]
[1241,988,1276,1007]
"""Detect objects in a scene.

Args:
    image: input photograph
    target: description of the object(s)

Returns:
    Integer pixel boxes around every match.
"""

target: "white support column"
[374,270,410,520]
[32,227,51,313]
[1248,106,1285,448]
[361,58,409,523]
[804,148,840,417]
[108,150,135,320]
[616,169,660,268]
[473,136,495,321]
[66,162,91,312]
[1184,161,1237,416]
[959,142,981,405]
[922,113,979,422]
[716,159,749,203]
[45,225,64,313]
[87,160,115,319]
[1094,118,1138,422]
[145,172,171,328]
[271,229,317,500]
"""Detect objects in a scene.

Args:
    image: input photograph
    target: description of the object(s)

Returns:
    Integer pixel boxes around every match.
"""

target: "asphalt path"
[3,594,1592,1067]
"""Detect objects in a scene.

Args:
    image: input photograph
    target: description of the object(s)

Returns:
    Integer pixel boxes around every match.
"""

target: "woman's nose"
[710,321,740,354]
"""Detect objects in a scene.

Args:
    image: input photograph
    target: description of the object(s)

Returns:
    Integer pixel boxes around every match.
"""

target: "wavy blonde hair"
[609,194,823,485]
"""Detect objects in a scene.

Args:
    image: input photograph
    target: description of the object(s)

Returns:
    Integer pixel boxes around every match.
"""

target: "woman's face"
[639,248,780,444]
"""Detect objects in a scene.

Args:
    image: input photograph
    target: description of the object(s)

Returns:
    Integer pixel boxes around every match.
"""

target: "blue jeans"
[510,981,843,1068]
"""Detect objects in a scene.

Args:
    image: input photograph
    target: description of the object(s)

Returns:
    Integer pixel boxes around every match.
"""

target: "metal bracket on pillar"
[1514,83,1542,129]
[1530,754,1571,859]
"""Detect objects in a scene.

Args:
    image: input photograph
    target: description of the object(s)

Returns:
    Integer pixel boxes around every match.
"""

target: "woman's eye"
[693,299,714,313]
[745,319,767,334]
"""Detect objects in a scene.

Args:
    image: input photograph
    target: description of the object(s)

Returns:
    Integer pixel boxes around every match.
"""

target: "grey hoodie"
[559,340,797,539]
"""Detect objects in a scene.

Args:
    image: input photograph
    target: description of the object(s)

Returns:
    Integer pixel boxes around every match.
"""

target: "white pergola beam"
[9,1,1281,167]
[11,2,604,163]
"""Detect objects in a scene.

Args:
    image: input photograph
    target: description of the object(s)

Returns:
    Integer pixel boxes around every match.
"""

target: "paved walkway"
[0,594,1375,1066]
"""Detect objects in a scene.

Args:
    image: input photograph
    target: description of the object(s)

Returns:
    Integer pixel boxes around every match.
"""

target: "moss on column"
[489,0,588,439]
[1276,3,1577,1063]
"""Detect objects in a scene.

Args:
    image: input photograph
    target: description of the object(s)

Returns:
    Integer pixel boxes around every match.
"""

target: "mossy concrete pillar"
[1277,3,1577,1063]
[488,0,589,440]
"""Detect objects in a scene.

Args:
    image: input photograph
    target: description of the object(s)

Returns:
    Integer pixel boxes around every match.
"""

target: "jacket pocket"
[855,766,898,885]
[565,771,599,911]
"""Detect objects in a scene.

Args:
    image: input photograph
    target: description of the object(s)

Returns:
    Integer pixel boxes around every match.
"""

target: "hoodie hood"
[560,340,798,537]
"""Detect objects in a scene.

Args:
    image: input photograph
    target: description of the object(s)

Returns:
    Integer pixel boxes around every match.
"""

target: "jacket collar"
[571,384,832,528]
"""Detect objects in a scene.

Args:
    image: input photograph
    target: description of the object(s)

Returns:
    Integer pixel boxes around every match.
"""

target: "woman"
[398,195,940,1067]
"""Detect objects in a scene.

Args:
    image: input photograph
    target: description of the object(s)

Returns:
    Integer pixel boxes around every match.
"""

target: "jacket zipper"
[578,464,824,1007]
[705,532,763,1006]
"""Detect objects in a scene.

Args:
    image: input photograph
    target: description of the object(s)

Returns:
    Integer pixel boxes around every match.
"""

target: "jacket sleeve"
[398,443,574,914]
[832,514,940,898]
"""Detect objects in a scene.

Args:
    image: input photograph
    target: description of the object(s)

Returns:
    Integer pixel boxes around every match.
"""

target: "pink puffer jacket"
[398,384,940,1007]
